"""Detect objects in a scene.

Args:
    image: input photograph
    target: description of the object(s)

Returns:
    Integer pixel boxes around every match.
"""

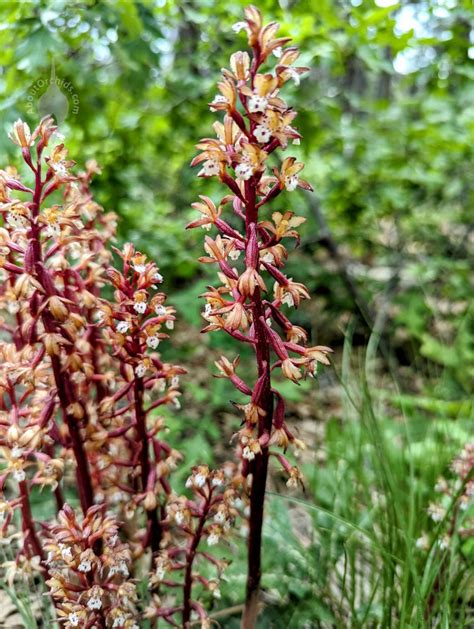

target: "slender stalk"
[242,192,274,628]
[18,480,49,579]
[48,349,94,512]
[134,375,162,554]
[182,490,212,627]
[29,148,94,514]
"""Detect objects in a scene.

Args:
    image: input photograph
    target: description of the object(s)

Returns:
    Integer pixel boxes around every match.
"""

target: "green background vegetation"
[0,0,473,626]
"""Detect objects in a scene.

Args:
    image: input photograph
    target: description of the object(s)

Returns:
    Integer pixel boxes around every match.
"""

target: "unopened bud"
[67,402,84,420]
[144,491,157,511]
[49,296,68,321]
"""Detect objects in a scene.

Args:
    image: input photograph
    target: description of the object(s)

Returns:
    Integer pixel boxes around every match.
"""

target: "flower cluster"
[45,505,138,629]
[0,118,118,517]
[0,115,239,626]
[417,442,474,552]
[189,7,331,478]
[91,243,186,554]
[145,464,243,627]
[188,6,331,622]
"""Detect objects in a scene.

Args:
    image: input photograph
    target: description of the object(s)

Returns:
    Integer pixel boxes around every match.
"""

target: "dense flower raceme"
[0,117,237,628]
[189,6,331,495]
[188,6,332,624]
[44,505,138,629]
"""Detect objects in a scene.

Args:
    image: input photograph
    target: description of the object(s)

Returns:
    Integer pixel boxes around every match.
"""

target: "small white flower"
[293,138,301,145]
[113,616,126,628]
[235,162,253,180]
[52,162,68,178]
[229,248,241,261]
[242,446,255,461]
[185,476,193,488]
[210,95,228,111]
[135,363,146,378]
[287,67,301,85]
[154,272,163,282]
[214,510,226,524]
[7,212,29,230]
[211,476,223,487]
[133,263,146,273]
[45,551,55,565]
[156,563,166,580]
[232,21,249,34]
[438,535,450,550]
[285,175,299,191]
[173,397,181,410]
[7,301,21,315]
[155,304,167,316]
[134,301,147,314]
[234,497,244,509]
[261,251,274,264]
[87,596,102,610]
[207,532,220,546]
[119,560,129,576]
[282,292,295,307]
[147,335,160,349]
[427,503,445,522]
[171,375,180,387]
[248,95,268,114]
[200,159,220,177]
[273,46,283,58]
[45,222,61,238]
[11,445,23,459]
[157,379,166,392]
[61,234,79,252]
[415,534,429,550]
[68,612,80,627]
[166,319,174,330]
[116,321,130,334]
[78,559,92,573]
[175,510,185,525]
[195,473,206,487]
[13,468,26,482]
[204,303,213,316]
[254,124,272,144]
[60,546,73,562]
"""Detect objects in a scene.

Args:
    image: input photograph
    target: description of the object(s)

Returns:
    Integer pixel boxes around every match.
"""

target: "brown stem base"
[242,449,269,628]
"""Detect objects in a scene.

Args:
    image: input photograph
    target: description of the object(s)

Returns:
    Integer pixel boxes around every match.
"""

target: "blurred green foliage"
[0,0,473,625]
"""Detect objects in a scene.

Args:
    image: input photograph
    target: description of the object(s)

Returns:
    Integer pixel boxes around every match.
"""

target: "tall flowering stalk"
[188,6,332,625]
[0,117,236,627]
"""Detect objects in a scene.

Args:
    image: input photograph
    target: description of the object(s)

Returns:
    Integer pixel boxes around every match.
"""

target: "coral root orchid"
[188,6,331,626]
